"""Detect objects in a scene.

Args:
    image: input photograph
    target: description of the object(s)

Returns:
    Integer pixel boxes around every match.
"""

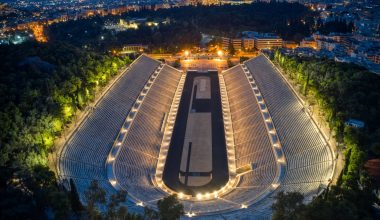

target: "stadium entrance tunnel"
[162,71,229,195]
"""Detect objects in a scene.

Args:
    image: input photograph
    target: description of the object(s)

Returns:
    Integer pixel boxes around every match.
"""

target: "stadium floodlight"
[136,202,144,207]
[228,181,234,188]
[116,142,122,146]
[108,155,115,162]
[220,187,226,193]
[196,193,203,200]
[241,204,247,209]
[228,165,234,171]
[178,192,184,199]
[186,212,195,217]
[213,191,218,198]
[110,180,117,186]
[205,192,211,199]
[272,183,280,189]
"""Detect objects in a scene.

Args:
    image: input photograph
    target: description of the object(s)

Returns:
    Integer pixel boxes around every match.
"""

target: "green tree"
[272,191,305,220]
[69,178,84,215]
[48,189,71,220]
[271,50,380,219]
[29,166,70,219]
[144,206,159,220]
[0,42,131,219]
[84,180,106,220]
[157,195,184,220]
[106,190,127,220]
[116,206,128,219]
[172,59,181,68]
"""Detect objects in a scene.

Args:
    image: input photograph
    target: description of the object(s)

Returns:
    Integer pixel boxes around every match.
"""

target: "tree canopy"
[0,42,131,219]
[157,195,184,220]
[272,50,380,219]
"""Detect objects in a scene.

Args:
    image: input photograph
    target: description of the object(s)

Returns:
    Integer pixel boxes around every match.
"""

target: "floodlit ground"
[180,58,227,72]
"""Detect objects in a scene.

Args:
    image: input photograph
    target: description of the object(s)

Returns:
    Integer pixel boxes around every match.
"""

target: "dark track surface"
[162,71,228,195]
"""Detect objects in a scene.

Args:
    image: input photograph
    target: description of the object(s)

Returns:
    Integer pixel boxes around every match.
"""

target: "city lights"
[2,0,369,217]
[217,50,223,57]
[30,24,47,42]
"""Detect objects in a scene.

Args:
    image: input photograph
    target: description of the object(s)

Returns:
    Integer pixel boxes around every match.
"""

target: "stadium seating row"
[182,55,333,218]
[112,64,183,205]
[59,55,161,202]
[59,54,334,219]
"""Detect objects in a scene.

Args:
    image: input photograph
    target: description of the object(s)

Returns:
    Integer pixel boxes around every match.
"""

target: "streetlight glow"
[217,50,223,57]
